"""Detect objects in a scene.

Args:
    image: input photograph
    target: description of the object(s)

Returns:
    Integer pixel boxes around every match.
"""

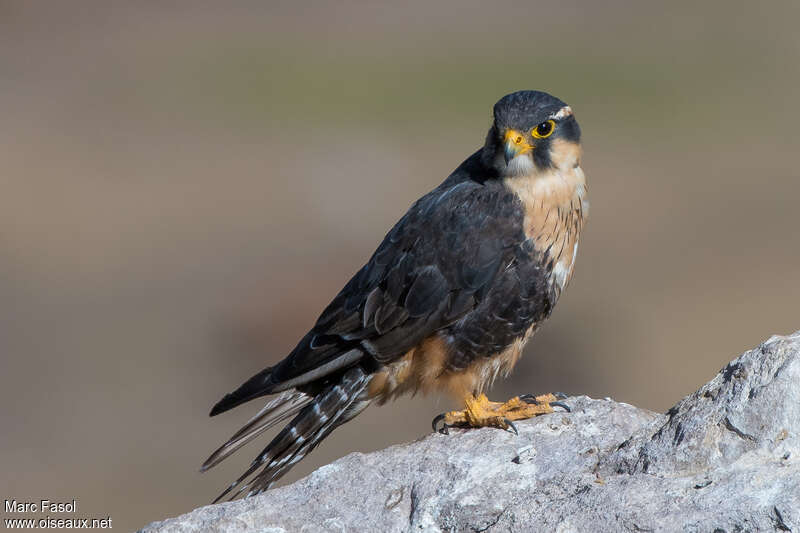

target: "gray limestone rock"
[141,332,800,532]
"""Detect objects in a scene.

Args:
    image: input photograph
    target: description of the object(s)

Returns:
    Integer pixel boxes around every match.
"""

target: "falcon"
[202,90,588,501]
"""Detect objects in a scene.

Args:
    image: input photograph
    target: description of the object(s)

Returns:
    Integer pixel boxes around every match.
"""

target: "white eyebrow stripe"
[550,106,573,120]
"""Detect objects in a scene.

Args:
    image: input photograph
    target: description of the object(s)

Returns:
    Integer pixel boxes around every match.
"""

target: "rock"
[140,332,800,533]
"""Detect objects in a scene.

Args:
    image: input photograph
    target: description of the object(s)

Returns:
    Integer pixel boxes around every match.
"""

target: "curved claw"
[519,394,571,412]
[431,413,450,435]
[519,394,539,404]
[503,418,519,435]
[551,401,571,412]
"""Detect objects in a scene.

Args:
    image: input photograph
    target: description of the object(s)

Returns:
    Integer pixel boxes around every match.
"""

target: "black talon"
[431,413,449,435]
[519,394,539,404]
[504,419,519,435]
[554,392,568,400]
[551,401,571,412]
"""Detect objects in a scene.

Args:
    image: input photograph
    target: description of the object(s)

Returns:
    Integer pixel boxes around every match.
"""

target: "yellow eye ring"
[531,119,556,139]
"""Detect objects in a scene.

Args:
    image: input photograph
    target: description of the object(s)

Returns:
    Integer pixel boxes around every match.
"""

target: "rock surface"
[141,332,800,532]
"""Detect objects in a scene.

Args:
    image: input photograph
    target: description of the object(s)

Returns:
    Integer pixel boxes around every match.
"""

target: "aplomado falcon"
[202,90,588,501]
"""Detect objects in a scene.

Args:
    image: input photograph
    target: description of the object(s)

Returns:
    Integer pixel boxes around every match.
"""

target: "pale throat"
[503,153,536,177]
[503,141,587,215]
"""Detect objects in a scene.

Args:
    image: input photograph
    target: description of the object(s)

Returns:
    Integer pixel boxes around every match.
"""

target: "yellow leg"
[435,393,566,433]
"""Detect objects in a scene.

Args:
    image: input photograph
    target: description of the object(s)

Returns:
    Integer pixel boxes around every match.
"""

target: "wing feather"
[266,176,526,386]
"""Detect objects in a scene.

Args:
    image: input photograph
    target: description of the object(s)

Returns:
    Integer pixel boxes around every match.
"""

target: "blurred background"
[1,1,798,530]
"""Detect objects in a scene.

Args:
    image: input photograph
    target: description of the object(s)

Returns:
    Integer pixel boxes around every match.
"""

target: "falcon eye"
[531,120,555,139]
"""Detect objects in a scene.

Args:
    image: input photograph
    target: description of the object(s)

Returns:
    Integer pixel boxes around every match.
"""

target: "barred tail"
[201,389,314,472]
[209,366,372,502]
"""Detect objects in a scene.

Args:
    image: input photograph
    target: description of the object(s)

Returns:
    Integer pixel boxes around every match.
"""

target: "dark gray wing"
[267,178,527,387]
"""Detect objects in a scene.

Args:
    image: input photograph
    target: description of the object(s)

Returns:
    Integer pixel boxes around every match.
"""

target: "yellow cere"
[504,129,526,146]
[503,130,534,155]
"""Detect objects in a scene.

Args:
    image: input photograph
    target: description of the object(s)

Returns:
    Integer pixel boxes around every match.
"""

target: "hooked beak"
[503,129,533,164]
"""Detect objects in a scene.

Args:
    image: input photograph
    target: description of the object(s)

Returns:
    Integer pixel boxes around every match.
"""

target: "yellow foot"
[432,393,570,434]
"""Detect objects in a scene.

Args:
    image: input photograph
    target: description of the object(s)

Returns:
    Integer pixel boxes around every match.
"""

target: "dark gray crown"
[493,90,567,130]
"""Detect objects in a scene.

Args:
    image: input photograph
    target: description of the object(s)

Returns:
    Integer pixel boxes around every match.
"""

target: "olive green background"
[1,1,798,530]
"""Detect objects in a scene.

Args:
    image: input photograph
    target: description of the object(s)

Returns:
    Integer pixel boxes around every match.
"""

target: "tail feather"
[201,390,313,472]
[209,368,274,417]
[209,366,371,502]
[259,398,371,492]
[209,348,365,417]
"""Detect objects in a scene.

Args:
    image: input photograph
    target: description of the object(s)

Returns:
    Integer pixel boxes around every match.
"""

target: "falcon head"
[483,90,582,177]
